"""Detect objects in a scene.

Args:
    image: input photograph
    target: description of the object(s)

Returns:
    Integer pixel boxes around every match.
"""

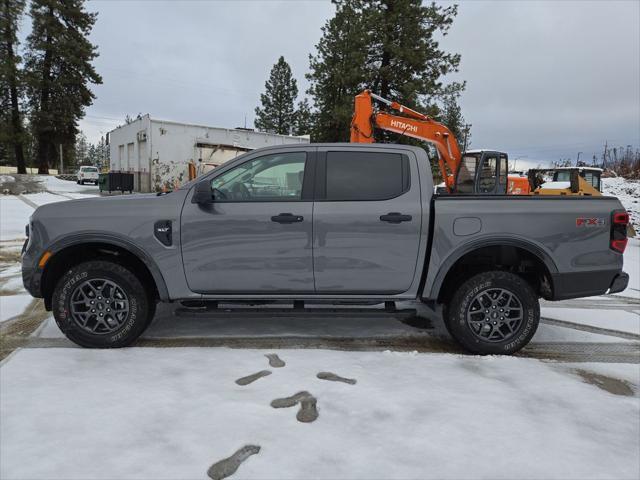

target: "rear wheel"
[444,271,539,355]
[52,260,154,348]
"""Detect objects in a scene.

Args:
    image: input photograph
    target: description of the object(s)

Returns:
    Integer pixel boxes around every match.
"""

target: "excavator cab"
[454,150,509,195]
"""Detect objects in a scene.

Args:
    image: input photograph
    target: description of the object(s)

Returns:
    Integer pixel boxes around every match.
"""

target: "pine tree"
[25,0,102,174]
[97,135,108,169]
[74,131,89,166]
[367,0,464,109]
[293,98,313,136]
[308,0,466,143]
[439,94,471,151]
[254,56,298,135]
[306,0,369,142]
[0,0,27,173]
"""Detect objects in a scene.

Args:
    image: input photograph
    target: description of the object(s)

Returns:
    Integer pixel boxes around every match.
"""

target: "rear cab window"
[323,151,410,201]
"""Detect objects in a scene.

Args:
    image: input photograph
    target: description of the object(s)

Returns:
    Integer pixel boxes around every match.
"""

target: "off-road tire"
[52,260,153,348]
[445,271,539,355]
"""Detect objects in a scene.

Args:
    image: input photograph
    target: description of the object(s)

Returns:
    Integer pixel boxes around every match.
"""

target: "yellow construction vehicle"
[529,167,603,196]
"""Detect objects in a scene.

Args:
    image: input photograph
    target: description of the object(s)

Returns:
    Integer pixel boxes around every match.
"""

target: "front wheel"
[52,260,154,348]
[444,271,539,355]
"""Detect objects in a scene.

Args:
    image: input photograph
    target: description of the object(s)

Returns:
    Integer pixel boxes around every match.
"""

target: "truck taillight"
[610,210,629,253]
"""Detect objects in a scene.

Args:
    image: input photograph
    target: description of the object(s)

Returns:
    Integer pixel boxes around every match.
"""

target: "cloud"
[19,0,638,166]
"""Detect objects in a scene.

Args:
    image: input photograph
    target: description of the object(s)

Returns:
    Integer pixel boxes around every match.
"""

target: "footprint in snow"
[235,370,271,386]
[317,371,356,385]
[207,445,260,480]
[265,353,285,368]
[271,391,319,423]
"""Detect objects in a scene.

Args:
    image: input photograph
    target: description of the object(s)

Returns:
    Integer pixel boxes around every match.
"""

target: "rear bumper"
[551,269,622,300]
[608,272,629,294]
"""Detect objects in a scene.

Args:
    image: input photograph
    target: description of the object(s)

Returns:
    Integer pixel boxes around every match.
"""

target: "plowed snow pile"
[602,177,640,232]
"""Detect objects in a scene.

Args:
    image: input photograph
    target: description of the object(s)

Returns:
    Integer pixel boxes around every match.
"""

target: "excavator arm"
[350,90,462,191]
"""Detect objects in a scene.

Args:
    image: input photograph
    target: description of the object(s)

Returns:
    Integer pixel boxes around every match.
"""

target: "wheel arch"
[427,237,558,303]
[41,234,169,309]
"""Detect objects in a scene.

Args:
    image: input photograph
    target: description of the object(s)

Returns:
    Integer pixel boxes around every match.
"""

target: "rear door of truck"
[312,146,422,294]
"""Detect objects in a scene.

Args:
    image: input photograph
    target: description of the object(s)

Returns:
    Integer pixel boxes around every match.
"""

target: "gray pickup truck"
[22,144,629,354]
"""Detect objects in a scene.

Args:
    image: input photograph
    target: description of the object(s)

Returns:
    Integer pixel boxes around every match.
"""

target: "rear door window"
[325,151,409,201]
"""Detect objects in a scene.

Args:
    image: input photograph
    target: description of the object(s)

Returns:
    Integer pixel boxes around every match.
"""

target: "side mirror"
[191,180,213,204]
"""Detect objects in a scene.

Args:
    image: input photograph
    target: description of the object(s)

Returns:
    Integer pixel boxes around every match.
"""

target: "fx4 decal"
[576,217,606,227]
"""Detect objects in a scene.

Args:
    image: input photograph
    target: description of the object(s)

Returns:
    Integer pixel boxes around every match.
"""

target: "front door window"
[211,152,306,201]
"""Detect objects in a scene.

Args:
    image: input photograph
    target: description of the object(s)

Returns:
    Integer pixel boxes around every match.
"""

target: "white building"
[108,115,310,192]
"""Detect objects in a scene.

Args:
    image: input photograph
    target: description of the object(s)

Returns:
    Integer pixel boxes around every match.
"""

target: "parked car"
[22,144,629,354]
[77,166,99,185]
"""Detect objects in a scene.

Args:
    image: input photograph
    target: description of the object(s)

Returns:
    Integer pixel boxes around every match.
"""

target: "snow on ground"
[0,196,31,241]
[1,348,638,480]
[21,191,70,207]
[602,176,640,232]
[621,238,639,297]
[542,308,639,335]
[0,174,16,184]
[0,263,22,292]
[0,295,33,323]
[39,175,99,194]
[1,174,639,479]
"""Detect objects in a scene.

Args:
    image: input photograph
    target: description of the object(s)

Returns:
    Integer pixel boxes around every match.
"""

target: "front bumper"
[21,252,43,299]
[608,272,629,294]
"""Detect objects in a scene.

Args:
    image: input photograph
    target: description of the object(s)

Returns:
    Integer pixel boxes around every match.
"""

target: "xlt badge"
[154,220,172,246]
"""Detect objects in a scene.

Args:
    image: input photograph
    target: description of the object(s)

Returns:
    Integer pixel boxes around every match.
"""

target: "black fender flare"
[426,236,559,300]
[45,233,170,301]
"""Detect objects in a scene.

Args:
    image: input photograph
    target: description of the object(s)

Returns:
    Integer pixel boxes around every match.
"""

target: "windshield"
[81,167,98,172]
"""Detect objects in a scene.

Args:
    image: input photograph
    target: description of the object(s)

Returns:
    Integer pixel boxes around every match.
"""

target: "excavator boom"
[351,90,462,190]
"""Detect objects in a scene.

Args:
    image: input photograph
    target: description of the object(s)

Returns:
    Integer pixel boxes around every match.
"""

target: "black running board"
[175,302,417,319]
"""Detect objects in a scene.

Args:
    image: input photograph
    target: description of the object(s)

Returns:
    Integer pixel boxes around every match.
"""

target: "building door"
[181,150,315,293]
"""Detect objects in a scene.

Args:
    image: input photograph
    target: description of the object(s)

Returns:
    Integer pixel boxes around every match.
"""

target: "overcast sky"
[21,0,640,167]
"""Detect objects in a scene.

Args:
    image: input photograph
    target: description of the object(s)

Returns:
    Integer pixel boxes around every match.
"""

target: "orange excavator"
[350,90,531,195]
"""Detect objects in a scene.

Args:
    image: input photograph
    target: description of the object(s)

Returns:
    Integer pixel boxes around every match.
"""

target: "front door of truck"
[312,148,422,294]
[181,149,315,293]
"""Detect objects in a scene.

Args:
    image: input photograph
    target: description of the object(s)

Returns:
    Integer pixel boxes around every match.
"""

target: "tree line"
[2,0,469,175]
[552,144,640,179]
[253,0,471,160]
[0,0,101,174]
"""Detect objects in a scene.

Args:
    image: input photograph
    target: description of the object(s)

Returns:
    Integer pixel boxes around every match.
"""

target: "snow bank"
[602,177,640,232]
[1,348,638,479]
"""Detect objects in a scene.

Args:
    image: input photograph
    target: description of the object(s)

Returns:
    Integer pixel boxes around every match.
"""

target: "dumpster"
[98,173,134,193]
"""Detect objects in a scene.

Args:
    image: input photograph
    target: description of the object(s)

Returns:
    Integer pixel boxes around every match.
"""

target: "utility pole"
[602,141,608,169]
[59,144,63,174]
[512,156,523,171]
